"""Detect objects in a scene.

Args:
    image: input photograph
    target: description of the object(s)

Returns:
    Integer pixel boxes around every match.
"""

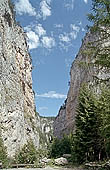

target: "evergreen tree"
[88,0,110,27]
[87,0,110,68]
[15,140,38,164]
[72,85,102,164]
[71,0,110,164]
[98,87,110,158]
[49,136,71,158]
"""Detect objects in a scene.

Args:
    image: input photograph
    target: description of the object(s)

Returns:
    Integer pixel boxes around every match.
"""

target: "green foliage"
[71,85,103,164]
[49,135,71,158]
[0,132,9,168]
[15,140,38,164]
[71,84,110,165]
[87,0,110,69]
[98,87,110,158]
[70,0,110,166]
[0,137,7,161]
[15,140,49,167]
[87,0,110,27]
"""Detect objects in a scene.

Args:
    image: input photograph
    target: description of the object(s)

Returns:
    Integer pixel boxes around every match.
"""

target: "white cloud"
[70,24,80,40]
[36,91,66,99]
[82,28,85,32]
[70,24,80,32]
[39,107,48,111]
[27,31,39,50]
[15,0,36,16]
[41,36,55,48]
[59,42,71,52]
[40,0,51,20]
[65,58,73,67]
[24,23,56,50]
[69,32,77,39]
[59,33,70,43]
[83,0,88,4]
[54,24,63,29]
[24,25,33,32]
[46,0,51,5]
[78,21,82,25]
[64,0,74,10]
[58,23,81,51]
[35,24,46,37]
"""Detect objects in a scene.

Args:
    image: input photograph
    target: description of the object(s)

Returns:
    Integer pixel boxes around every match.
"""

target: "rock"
[85,162,102,168]
[0,162,2,168]
[63,154,71,158]
[104,160,110,168]
[41,157,51,164]
[0,0,54,158]
[0,0,40,157]
[39,116,55,144]
[0,0,55,157]
[55,157,68,166]
[54,30,110,138]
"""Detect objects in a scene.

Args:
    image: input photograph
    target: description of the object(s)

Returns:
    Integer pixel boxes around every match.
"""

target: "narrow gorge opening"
[14,0,92,118]
[1,0,110,169]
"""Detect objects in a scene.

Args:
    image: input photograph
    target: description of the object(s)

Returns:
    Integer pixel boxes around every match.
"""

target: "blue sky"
[13,0,92,117]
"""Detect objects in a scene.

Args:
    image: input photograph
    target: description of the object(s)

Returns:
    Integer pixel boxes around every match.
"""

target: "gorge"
[1,0,110,164]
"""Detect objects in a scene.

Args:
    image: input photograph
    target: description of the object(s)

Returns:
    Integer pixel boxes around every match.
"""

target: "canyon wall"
[0,0,40,157]
[39,116,55,144]
[54,31,110,138]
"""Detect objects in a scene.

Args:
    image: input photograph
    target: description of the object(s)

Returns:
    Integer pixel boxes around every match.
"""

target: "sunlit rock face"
[54,31,110,138]
[0,0,40,157]
[39,116,55,144]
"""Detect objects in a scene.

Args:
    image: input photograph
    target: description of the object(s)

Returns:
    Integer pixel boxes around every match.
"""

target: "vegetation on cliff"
[87,0,110,69]
[0,130,12,168]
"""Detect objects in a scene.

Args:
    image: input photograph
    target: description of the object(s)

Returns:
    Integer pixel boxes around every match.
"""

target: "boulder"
[55,157,68,166]
[63,154,71,158]
[0,162,2,168]
[40,157,51,164]
[104,160,110,168]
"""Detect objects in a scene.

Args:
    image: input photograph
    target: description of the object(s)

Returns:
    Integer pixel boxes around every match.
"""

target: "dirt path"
[2,166,83,170]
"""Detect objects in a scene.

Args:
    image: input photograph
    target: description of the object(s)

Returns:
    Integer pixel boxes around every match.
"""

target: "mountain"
[54,30,110,138]
[0,0,54,157]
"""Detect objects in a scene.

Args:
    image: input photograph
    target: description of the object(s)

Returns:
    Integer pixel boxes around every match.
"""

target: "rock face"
[36,114,55,145]
[0,0,40,157]
[39,116,55,144]
[54,31,110,138]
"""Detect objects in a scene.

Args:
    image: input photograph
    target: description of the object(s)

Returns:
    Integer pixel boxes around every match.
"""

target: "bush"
[15,140,49,167]
[49,135,72,158]
[15,140,38,164]
[0,133,9,168]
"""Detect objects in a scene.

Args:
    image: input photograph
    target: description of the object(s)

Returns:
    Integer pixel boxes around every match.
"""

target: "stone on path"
[55,157,68,166]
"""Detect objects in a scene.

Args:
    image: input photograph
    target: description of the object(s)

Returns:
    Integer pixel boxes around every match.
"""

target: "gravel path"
[2,166,83,170]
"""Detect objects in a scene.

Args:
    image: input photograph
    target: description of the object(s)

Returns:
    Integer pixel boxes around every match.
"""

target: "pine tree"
[98,87,110,158]
[87,0,110,68]
[72,85,102,163]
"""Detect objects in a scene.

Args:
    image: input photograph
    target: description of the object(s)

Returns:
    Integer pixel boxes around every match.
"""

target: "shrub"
[15,140,38,164]
[0,133,9,168]
[49,135,72,158]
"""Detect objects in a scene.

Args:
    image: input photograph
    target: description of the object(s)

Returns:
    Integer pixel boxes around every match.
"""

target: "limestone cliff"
[54,31,110,138]
[0,0,40,157]
[39,116,55,145]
